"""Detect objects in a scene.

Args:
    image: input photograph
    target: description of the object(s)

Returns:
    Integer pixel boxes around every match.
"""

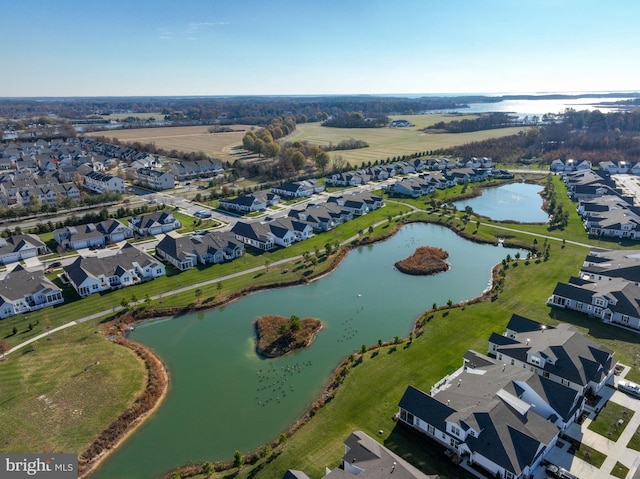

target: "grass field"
[286,115,527,166]
[84,114,525,168]
[85,125,252,162]
[0,318,146,454]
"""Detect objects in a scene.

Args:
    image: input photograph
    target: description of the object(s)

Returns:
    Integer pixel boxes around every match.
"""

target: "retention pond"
[92,222,519,479]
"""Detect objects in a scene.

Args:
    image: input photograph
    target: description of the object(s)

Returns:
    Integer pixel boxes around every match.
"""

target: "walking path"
[3,201,578,358]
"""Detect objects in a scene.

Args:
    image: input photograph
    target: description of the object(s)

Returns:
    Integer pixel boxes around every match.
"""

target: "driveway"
[541,367,640,479]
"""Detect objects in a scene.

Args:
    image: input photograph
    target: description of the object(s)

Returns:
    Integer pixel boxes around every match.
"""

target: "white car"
[618,380,640,398]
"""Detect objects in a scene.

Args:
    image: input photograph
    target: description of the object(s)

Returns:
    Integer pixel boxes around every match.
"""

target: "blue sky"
[1,0,639,97]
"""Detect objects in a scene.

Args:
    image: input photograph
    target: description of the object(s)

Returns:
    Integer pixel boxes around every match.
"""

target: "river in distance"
[91,222,520,479]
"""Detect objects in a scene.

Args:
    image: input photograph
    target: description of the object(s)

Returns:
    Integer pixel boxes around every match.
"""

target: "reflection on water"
[453,183,548,223]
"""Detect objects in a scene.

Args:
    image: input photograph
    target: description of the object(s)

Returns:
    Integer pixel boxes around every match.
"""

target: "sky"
[1,0,639,97]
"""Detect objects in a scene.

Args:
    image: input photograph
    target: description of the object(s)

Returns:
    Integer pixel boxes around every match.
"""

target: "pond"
[453,182,548,223]
[92,223,519,479]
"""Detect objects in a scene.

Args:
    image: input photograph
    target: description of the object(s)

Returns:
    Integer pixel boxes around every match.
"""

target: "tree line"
[322,112,388,128]
[437,109,640,165]
[425,112,518,133]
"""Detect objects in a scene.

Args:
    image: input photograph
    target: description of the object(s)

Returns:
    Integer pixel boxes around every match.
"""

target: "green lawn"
[626,426,640,451]
[286,116,527,167]
[573,442,606,468]
[0,318,146,454]
[587,400,635,442]
[611,462,630,479]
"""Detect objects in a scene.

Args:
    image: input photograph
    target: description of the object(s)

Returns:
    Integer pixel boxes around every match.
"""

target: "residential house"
[134,167,175,191]
[488,314,616,396]
[599,161,630,175]
[284,431,440,479]
[219,191,280,213]
[63,243,165,297]
[271,180,325,198]
[0,234,48,265]
[156,231,244,270]
[398,356,562,479]
[398,316,615,479]
[54,219,133,250]
[0,265,64,319]
[325,170,370,187]
[230,221,276,251]
[583,209,640,239]
[83,171,125,193]
[129,211,181,236]
[549,248,640,331]
[328,191,384,216]
[171,158,224,180]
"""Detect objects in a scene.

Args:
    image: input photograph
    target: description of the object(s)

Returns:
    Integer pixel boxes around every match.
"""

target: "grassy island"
[395,246,449,275]
[255,315,323,358]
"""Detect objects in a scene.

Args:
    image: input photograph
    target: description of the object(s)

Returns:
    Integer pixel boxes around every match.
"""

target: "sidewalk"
[545,368,640,479]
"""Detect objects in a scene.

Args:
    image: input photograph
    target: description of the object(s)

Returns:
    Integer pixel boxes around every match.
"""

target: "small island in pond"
[395,246,450,276]
[255,315,323,358]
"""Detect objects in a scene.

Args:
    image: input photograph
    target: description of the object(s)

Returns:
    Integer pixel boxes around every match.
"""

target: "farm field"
[85,125,252,162]
[84,114,525,168]
[286,114,526,166]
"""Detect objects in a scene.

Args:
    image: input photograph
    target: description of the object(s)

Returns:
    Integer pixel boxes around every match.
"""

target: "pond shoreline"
[82,194,537,478]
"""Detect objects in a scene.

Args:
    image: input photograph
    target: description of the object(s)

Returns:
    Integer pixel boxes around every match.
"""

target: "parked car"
[194,209,212,219]
[546,464,578,479]
[618,380,640,398]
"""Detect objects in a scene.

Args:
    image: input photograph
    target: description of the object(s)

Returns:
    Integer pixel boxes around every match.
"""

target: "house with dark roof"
[171,158,223,180]
[83,170,125,193]
[230,222,276,250]
[325,170,371,187]
[488,315,616,396]
[156,231,244,270]
[0,265,64,319]
[398,317,615,479]
[327,191,384,215]
[219,191,280,213]
[271,180,324,198]
[63,243,165,297]
[549,249,640,331]
[54,219,133,250]
[128,211,181,236]
[0,234,48,265]
[398,351,565,479]
[284,431,439,479]
[134,167,175,191]
[231,217,311,250]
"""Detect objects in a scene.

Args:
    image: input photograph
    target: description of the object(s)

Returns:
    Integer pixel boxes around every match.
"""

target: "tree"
[361,344,367,354]
[377,339,383,349]
[12,326,17,336]
[260,444,272,458]
[195,288,203,301]
[314,152,330,173]
[201,462,214,477]
[290,151,306,171]
[265,141,281,159]
[289,315,301,332]
[233,450,243,468]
